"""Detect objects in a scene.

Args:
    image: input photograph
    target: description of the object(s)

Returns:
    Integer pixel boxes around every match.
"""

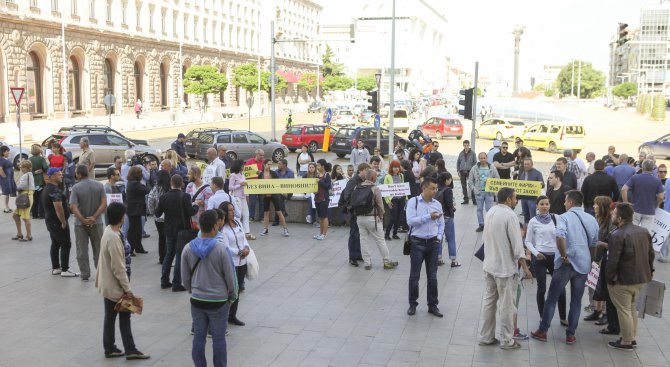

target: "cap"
[46,167,62,176]
[493,139,502,147]
[515,137,523,143]
[178,133,186,139]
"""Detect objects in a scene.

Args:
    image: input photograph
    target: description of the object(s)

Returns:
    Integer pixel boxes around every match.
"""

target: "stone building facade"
[0,0,322,123]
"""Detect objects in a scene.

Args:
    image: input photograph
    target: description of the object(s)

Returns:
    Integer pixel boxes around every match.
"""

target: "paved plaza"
[1,184,670,367]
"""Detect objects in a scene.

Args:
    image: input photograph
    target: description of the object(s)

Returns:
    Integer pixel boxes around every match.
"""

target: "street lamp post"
[270,20,277,141]
[375,73,381,149]
[388,0,396,157]
[61,7,69,123]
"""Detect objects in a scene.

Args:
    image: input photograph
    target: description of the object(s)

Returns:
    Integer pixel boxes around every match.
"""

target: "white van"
[380,108,410,132]
[521,121,586,153]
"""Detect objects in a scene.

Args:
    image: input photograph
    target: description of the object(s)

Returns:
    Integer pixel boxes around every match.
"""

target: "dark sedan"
[330,126,406,158]
[639,134,670,159]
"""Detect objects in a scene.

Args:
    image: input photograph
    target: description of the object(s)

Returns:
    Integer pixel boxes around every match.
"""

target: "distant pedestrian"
[79,137,96,176]
[29,144,49,219]
[350,140,370,168]
[622,159,665,233]
[12,160,35,242]
[0,146,16,213]
[96,202,150,360]
[70,165,107,282]
[457,140,477,205]
[134,98,142,119]
[170,133,187,166]
[468,152,499,232]
[296,144,314,176]
[43,168,79,277]
[181,209,237,367]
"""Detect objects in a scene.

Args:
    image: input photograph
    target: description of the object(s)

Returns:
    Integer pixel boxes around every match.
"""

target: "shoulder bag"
[176,192,199,254]
[15,174,32,209]
[403,197,419,255]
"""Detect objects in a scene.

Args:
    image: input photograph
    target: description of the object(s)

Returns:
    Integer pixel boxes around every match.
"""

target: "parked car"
[186,129,289,163]
[307,101,324,113]
[42,132,162,168]
[282,124,336,153]
[0,141,30,170]
[380,108,411,132]
[521,121,586,153]
[184,127,228,158]
[330,109,358,127]
[359,110,375,124]
[330,126,407,158]
[474,118,526,141]
[639,133,670,158]
[419,115,463,139]
[59,124,149,146]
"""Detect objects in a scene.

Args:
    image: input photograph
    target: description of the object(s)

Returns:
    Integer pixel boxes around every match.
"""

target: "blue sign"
[325,108,333,123]
[374,114,380,130]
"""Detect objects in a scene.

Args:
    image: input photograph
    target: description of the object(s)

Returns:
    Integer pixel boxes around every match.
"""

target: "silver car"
[0,141,30,170]
[190,130,289,163]
[50,132,162,167]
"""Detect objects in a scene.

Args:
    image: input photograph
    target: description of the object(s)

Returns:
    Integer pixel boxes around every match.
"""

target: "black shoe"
[272,222,280,226]
[428,306,443,318]
[136,249,148,254]
[392,234,401,239]
[608,340,634,351]
[356,257,364,262]
[142,233,151,239]
[229,318,246,326]
[398,228,408,233]
[385,235,392,240]
[161,282,172,289]
[584,310,602,321]
[125,350,151,360]
[595,314,609,326]
[461,200,469,205]
[105,348,125,358]
[349,259,359,267]
[476,225,484,232]
[407,305,416,316]
[172,285,186,292]
[472,200,477,205]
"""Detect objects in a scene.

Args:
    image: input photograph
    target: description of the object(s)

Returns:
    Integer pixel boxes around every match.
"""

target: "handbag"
[114,294,144,315]
[246,248,259,280]
[176,193,198,253]
[403,197,419,255]
[15,174,32,209]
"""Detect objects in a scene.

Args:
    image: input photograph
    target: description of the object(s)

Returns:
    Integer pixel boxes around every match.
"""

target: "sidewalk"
[1,183,669,366]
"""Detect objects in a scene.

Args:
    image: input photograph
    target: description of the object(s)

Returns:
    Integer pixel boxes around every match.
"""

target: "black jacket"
[547,184,571,214]
[340,174,364,209]
[438,185,455,218]
[155,189,198,237]
[126,181,148,217]
[581,171,620,207]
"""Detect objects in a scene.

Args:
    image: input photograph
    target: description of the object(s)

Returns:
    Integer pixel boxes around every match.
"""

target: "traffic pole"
[471,62,479,153]
[17,105,22,165]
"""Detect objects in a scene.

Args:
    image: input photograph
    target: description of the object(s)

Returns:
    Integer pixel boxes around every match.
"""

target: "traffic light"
[458,88,474,120]
[366,90,378,113]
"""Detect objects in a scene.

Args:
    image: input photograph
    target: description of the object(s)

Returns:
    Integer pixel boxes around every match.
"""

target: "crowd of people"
[2,129,665,363]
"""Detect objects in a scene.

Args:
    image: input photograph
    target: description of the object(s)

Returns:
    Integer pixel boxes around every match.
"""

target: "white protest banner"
[586,262,600,290]
[378,182,411,198]
[329,179,348,208]
[106,193,123,204]
[651,208,670,252]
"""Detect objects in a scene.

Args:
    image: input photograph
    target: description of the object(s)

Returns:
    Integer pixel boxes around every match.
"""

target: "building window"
[160,62,168,107]
[136,5,141,29]
[68,56,82,111]
[89,0,95,19]
[161,10,166,34]
[149,6,154,32]
[103,58,115,113]
[121,1,127,25]
[52,0,59,12]
[203,19,208,42]
[172,11,177,36]
[134,61,143,101]
[106,0,111,22]
[184,14,188,39]
[194,16,198,41]
[71,0,78,16]
[31,0,39,7]
[26,52,43,114]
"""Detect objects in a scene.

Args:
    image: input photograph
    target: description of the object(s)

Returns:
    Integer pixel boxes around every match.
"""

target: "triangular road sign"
[10,87,24,107]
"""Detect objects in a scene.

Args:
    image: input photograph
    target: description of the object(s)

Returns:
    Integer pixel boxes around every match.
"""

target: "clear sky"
[320,0,657,89]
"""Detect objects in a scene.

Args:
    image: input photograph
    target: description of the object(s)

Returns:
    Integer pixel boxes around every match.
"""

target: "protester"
[525,195,567,327]
[531,190,598,345]
[585,152,596,175]
[372,147,387,172]
[314,159,332,240]
[272,159,294,226]
[409,148,423,185]
[207,177,241,220]
[581,160,620,215]
[468,152,499,232]
[622,159,665,232]
[202,148,225,185]
[126,166,148,255]
[0,145,16,213]
[245,149,265,222]
[43,168,78,277]
[296,144,314,176]
[303,162,318,224]
[493,141,515,179]
[426,142,443,166]
[603,146,620,167]
[457,140,477,205]
[406,177,443,317]
[479,188,532,349]
[258,159,289,237]
[29,144,48,219]
[186,165,213,226]
[546,171,570,215]
[340,163,369,267]
[518,158,544,224]
[612,154,636,190]
[96,202,150,360]
[155,174,198,291]
[487,140,501,165]
[48,142,66,170]
[383,160,405,240]
[149,170,171,265]
[350,140,370,169]
[170,133,187,165]
[181,209,236,367]
[12,160,35,241]
[658,164,667,186]
[165,149,188,178]
[79,137,96,176]
[332,164,345,181]
[219,201,250,326]
[605,202,654,350]
[554,157,578,190]
[70,165,107,282]
[369,156,385,185]
[228,160,254,240]
[512,138,532,179]
[437,172,459,267]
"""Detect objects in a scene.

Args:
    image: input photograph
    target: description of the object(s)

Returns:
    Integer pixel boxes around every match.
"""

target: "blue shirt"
[604,165,614,176]
[554,207,598,274]
[406,195,445,240]
[275,168,295,179]
[664,179,670,212]
[487,148,499,165]
[171,140,186,159]
[612,163,636,189]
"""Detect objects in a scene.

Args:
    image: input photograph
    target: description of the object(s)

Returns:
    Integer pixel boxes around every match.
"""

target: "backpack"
[147,186,164,217]
[350,184,375,216]
[63,160,76,186]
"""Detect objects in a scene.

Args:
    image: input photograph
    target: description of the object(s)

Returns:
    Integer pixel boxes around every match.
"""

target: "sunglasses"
[660,171,667,173]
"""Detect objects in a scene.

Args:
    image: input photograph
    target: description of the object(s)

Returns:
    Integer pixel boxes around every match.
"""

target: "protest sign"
[329,179,348,208]
[244,178,318,194]
[651,208,670,252]
[586,262,600,290]
[485,178,542,196]
[106,193,123,204]
[378,182,411,198]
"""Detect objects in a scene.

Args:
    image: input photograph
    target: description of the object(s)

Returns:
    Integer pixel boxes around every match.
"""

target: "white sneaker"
[316,234,326,241]
[60,270,80,277]
[51,269,62,275]
[305,215,312,224]
[260,228,269,236]
[283,228,290,237]
[313,234,320,239]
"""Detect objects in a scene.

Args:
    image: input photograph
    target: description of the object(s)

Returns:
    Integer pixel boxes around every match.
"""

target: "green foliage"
[651,94,666,121]
[544,88,555,97]
[231,63,260,92]
[298,72,318,95]
[322,75,353,92]
[533,83,546,92]
[556,61,605,99]
[356,75,377,91]
[612,82,637,98]
[639,94,652,114]
[322,45,345,77]
[183,65,228,112]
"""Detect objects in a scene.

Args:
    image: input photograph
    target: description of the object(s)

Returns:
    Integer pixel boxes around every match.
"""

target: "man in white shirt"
[213,145,228,179]
[203,148,226,185]
[206,177,241,220]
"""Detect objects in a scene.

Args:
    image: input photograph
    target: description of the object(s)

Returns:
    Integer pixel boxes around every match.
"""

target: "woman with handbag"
[12,160,35,241]
[29,144,48,219]
[126,166,148,255]
[219,201,250,326]
[259,159,289,237]
[228,160,255,241]
[96,202,149,360]
[0,145,15,213]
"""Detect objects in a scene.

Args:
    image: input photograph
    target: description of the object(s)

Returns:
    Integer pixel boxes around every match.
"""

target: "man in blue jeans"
[181,210,237,367]
[467,152,499,232]
[531,190,598,345]
[406,177,445,317]
[340,163,369,266]
[517,158,544,224]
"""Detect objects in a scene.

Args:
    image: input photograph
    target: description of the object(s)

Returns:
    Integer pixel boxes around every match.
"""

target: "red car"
[419,115,463,140]
[282,124,336,153]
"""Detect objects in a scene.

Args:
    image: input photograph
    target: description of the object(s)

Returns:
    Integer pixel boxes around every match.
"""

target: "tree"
[322,75,353,92]
[183,65,228,112]
[298,72,318,99]
[232,63,287,101]
[260,71,287,101]
[555,61,605,99]
[356,75,377,91]
[322,45,345,77]
[612,82,637,98]
[533,83,546,92]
